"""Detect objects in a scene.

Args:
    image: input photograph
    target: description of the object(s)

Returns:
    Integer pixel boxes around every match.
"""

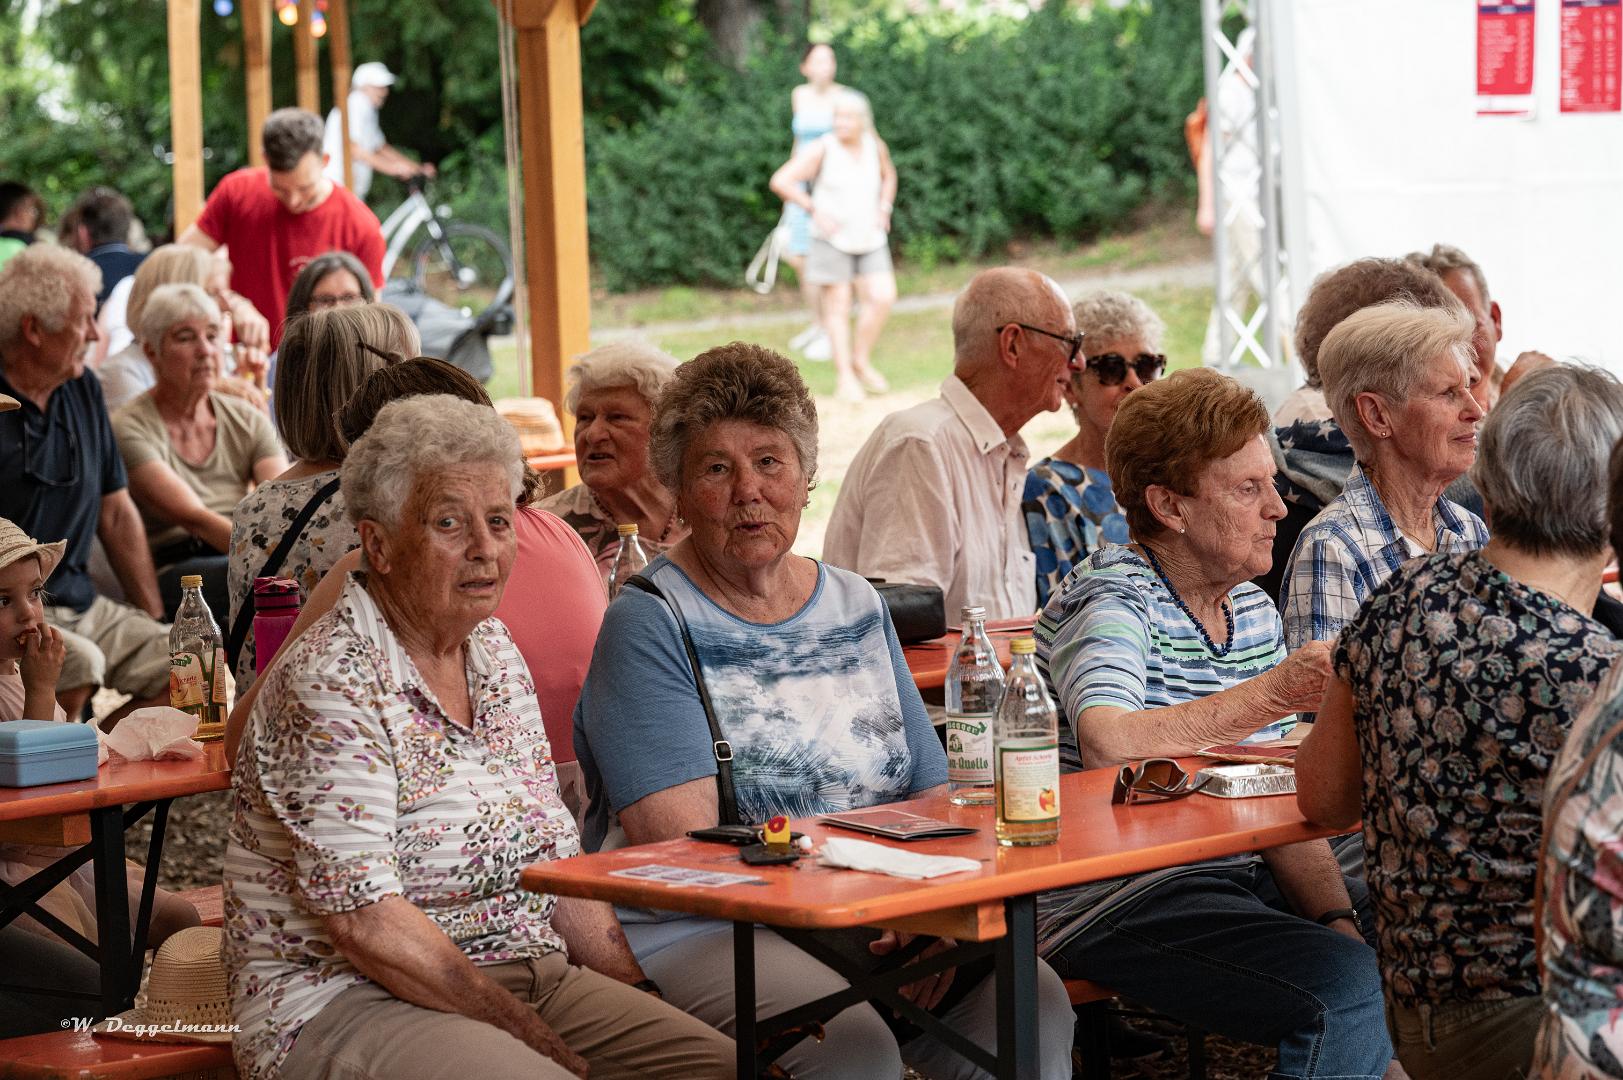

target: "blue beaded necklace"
[1141,544,1234,657]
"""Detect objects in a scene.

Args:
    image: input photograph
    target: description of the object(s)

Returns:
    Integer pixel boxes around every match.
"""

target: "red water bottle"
[252,577,301,675]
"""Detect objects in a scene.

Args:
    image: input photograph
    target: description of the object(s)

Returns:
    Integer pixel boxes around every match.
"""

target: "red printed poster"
[1479,2,1538,116]
[1561,0,1623,112]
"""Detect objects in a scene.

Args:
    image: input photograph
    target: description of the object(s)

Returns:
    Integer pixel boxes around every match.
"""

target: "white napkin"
[818,837,981,880]
[102,707,204,762]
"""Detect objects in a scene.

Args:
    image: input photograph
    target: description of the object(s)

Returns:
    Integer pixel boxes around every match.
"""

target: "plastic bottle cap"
[617,523,640,536]
[1009,636,1036,655]
[180,574,204,588]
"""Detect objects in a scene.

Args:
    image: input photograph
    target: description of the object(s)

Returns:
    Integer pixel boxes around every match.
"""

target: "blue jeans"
[1046,859,1391,1080]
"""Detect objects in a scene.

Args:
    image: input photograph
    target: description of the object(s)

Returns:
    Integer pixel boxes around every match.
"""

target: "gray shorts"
[804,238,892,285]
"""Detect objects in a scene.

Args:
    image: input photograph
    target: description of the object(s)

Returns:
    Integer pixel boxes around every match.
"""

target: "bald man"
[824,268,1080,620]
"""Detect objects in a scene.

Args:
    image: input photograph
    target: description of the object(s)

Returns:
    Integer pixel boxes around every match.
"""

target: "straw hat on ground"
[0,393,17,411]
[0,518,65,580]
[95,926,235,1044]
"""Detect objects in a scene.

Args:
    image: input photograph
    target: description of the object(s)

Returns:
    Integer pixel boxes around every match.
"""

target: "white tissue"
[818,837,982,880]
[102,707,204,762]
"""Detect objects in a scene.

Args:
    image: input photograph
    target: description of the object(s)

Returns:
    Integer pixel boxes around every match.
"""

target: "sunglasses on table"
[1083,352,1167,387]
[1110,758,1209,805]
[998,322,1086,369]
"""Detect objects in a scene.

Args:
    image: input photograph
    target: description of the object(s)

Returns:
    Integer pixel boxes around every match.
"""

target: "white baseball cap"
[352,62,396,89]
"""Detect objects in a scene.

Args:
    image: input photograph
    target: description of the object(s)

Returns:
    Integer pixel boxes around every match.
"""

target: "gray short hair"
[1318,301,1475,459]
[563,341,680,414]
[1407,243,1491,306]
[138,283,219,350]
[649,342,818,491]
[1072,290,1165,352]
[0,245,102,350]
[1472,365,1623,557]
[951,267,1069,369]
[341,395,524,530]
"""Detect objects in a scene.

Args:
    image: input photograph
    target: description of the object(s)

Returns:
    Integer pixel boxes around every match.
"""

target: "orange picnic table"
[0,742,231,1016]
[901,619,1031,691]
[522,760,1333,1079]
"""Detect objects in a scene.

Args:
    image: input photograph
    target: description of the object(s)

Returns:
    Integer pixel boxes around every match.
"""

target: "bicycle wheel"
[410,223,513,313]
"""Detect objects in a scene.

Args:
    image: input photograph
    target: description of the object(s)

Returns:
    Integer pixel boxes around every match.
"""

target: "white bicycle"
[380,175,512,311]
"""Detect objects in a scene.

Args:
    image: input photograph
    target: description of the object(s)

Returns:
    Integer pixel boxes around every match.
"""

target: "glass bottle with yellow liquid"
[169,575,228,740]
[993,637,1060,846]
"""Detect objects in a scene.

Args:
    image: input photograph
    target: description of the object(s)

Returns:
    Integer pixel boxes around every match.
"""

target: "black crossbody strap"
[226,476,343,668]
[624,573,742,826]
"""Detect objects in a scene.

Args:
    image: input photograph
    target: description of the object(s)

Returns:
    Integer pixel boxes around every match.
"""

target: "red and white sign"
[1561,0,1622,112]
[1479,2,1539,116]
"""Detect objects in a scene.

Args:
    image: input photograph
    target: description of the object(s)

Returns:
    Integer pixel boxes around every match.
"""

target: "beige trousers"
[280,951,734,1080]
[1387,993,1543,1080]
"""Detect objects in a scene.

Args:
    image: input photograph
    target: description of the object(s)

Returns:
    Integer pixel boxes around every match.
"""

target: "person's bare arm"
[1072,639,1332,769]
[549,897,648,986]
[125,462,232,553]
[1294,675,1363,829]
[876,136,898,232]
[221,292,270,385]
[251,453,290,485]
[1259,840,1359,939]
[176,225,220,252]
[225,548,361,760]
[618,777,720,845]
[769,143,826,211]
[97,490,163,618]
[322,896,588,1077]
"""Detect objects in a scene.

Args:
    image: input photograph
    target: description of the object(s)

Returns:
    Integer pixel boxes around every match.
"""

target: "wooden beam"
[512,0,591,425]
[294,0,318,114]
[328,0,354,189]
[242,0,272,166]
[167,0,205,233]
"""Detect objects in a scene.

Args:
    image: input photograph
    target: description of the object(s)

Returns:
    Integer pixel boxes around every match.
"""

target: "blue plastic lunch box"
[0,719,100,787]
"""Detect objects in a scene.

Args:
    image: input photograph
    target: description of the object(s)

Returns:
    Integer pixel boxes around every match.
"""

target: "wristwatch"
[1315,907,1362,934]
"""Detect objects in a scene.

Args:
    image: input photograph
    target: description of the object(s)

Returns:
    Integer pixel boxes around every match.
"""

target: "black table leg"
[995,894,1038,1080]
[734,921,756,1079]
[89,805,132,1016]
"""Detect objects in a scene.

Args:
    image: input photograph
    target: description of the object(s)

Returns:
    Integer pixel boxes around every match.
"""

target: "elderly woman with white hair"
[537,340,686,575]
[1281,301,1489,651]
[224,394,732,1080]
[111,283,285,620]
[1296,366,1623,1079]
[1023,289,1166,606]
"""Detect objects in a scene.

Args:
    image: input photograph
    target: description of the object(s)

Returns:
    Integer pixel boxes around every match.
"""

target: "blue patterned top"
[1023,456,1130,608]
[1535,661,1623,1078]
[1335,551,1620,1009]
[575,556,943,855]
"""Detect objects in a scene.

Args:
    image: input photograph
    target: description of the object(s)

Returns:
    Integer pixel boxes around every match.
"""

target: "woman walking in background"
[782,43,842,362]
[771,89,898,402]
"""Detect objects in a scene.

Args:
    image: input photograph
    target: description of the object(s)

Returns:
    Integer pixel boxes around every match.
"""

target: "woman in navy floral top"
[1023,290,1164,606]
[1297,367,1623,1080]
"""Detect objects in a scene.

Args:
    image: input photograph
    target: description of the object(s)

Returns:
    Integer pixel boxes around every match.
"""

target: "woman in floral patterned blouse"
[1297,366,1623,1080]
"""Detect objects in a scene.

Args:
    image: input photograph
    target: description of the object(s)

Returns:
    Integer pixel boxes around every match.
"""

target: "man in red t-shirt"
[180,108,385,347]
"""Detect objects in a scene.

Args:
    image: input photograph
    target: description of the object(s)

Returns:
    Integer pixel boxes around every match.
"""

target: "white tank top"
[811,133,885,254]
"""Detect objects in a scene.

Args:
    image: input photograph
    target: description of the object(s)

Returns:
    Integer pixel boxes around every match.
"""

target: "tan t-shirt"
[112,392,281,554]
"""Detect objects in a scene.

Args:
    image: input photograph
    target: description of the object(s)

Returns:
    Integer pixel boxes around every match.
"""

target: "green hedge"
[585,1,1203,292]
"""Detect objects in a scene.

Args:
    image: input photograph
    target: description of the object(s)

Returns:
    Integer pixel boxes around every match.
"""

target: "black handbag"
[865,579,947,643]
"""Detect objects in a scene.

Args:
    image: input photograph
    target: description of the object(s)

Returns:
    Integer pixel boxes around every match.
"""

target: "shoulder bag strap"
[624,573,742,826]
[226,476,343,667]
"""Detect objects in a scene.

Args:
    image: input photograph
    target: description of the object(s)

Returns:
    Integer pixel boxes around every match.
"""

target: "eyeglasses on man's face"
[997,323,1085,369]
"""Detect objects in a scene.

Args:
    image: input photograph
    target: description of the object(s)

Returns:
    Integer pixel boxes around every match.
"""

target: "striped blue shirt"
[1037,543,1289,773]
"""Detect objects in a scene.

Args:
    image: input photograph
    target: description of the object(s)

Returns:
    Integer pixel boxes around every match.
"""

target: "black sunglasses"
[999,322,1085,369]
[1111,758,1209,805]
[1083,352,1166,387]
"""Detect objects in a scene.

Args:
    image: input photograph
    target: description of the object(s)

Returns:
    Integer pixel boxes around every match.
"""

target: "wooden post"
[328,0,354,189]
[509,0,592,422]
[294,0,319,114]
[167,0,205,233]
[242,0,272,166]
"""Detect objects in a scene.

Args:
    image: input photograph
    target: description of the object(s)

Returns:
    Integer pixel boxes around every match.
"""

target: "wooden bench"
[0,1031,235,1079]
[1065,979,1206,1080]
[173,886,222,929]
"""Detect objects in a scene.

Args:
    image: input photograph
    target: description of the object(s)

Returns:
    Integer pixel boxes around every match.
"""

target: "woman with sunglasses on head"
[1022,290,1166,607]
[1033,368,1398,1080]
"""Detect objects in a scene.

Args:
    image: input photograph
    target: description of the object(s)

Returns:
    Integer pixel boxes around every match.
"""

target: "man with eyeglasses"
[824,267,1078,620]
[0,246,171,724]
[180,108,384,349]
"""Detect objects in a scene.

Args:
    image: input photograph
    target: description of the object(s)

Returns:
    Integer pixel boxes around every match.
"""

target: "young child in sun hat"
[0,514,201,946]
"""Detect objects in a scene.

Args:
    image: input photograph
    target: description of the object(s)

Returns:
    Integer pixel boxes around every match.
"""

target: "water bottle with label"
[169,574,228,739]
[994,637,1060,846]
[607,523,649,599]
[946,605,1003,805]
